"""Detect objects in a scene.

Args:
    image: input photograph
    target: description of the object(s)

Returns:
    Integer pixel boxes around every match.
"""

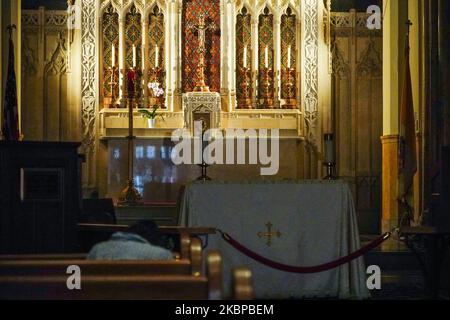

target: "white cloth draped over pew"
[180,180,370,299]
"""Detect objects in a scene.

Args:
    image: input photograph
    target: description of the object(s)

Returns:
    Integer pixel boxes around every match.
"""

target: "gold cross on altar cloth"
[257,222,282,247]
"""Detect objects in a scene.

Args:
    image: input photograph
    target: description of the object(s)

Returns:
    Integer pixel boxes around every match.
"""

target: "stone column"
[381,0,408,232]
[220,0,235,112]
[142,16,149,105]
[220,0,228,110]
[251,15,258,105]
[229,2,236,111]
[173,0,182,111]
[165,1,172,111]
[273,12,281,107]
[295,18,301,109]
[118,14,126,104]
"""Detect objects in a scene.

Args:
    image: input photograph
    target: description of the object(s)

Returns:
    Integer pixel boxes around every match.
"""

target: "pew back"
[0,275,209,300]
[0,240,254,300]
[0,259,192,276]
[0,237,203,277]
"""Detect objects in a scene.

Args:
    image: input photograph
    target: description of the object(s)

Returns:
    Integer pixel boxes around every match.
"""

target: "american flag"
[2,27,20,141]
[398,24,417,224]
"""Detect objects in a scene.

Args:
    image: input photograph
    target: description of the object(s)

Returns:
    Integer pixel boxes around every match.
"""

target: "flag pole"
[398,19,416,227]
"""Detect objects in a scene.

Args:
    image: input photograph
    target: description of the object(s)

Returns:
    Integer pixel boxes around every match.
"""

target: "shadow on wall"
[331,0,382,12]
[22,0,68,10]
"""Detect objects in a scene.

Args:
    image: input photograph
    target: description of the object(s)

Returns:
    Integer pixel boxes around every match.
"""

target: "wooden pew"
[0,254,87,260]
[0,240,254,300]
[77,223,216,255]
[0,238,203,277]
[232,267,254,300]
[0,230,192,261]
[0,250,251,300]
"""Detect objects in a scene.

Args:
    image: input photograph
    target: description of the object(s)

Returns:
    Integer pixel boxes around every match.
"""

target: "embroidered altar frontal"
[180,180,370,299]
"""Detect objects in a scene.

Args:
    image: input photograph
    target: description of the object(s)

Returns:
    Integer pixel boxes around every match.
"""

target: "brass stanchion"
[118,67,143,205]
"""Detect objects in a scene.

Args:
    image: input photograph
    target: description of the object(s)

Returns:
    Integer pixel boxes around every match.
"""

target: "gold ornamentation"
[259,67,274,109]
[283,67,296,109]
[257,222,282,247]
[237,67,253,109]
[187,13,217,92]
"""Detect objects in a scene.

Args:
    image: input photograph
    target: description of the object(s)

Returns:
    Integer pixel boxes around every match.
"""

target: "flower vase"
[147,118,156,128]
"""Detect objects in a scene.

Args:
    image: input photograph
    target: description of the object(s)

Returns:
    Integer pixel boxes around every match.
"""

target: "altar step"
[362,236,428,299]
[362,236,421,270]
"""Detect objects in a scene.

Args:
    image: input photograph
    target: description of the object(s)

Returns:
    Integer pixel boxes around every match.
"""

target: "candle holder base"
[323,162,337,180]
[237,98,253,109]
[194,85,210,93]
[259,98,274,109]
[283,99,297,109]
[196,163,211,181]
[108,97,121,108]
[118,180,143,205]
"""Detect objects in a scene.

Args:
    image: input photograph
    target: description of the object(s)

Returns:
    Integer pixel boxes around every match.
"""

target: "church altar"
[180,180,370,299]
[62,0,332,192]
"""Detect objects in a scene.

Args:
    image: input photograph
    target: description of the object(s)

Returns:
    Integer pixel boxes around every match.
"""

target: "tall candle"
[324,133,334,163]
[243,46,247,68]
[112,44,115,67]
[155,45,159,68]
[132,45,137,68]
[264,46,269,68]
[287,45,291,69]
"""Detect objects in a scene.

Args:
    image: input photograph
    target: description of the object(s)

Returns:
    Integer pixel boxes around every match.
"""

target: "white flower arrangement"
[148,82,164,98]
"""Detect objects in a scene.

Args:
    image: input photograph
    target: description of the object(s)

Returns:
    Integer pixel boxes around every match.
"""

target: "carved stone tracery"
[304,0,319,147]
[81,0,98,156]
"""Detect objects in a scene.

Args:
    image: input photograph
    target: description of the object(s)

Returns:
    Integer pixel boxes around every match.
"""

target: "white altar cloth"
[180,180,370,299]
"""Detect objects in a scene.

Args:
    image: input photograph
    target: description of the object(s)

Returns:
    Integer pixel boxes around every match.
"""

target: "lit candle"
[155,45,159,68]
[132,44,137,68]
[111,44,115,67]
[265,46,269,68]
[287,45,291,69]
[243,46,247,68]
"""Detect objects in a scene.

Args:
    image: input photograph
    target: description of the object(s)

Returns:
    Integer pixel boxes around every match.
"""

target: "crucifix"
[257,222,282,247]
[187,13,216,92]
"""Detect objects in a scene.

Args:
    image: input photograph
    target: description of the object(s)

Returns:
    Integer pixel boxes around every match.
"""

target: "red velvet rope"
[217,230,390,274]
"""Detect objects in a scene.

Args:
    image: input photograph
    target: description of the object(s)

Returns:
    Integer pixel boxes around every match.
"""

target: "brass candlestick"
[283,67,297,109]
[118,67,143,205]
[237,67,253,109]
[196,125,211,181]
[108,66,119,108]
[134,67,143,105]
[259,67,274,109]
